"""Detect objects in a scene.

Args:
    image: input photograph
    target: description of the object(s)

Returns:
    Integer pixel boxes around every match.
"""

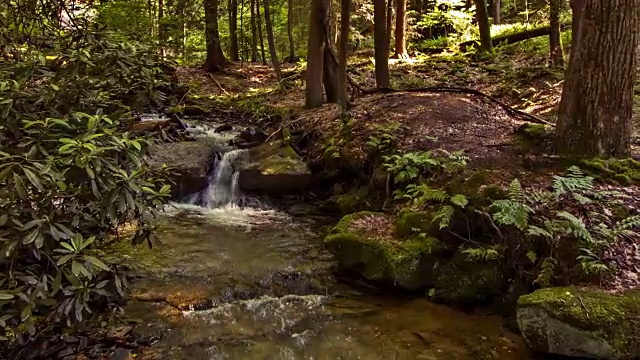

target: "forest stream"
[103,122,536,360]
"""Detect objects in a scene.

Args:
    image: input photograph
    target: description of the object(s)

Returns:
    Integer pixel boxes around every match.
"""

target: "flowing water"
[113,120,537,359]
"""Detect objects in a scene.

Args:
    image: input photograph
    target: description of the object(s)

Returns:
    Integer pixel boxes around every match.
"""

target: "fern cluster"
[489,166,640,285]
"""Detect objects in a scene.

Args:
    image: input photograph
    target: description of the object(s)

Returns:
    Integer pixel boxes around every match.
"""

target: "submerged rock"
[239,140,312,194]
[324,212,445,290]
[146,140,220,199]
[517,286,640,359]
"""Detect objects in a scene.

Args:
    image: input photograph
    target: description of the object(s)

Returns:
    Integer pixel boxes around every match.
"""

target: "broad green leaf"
[450,194,469,208]
[23,167,43,191]
[13,172,27,199]
[83,256,109,271]
[0,214,7,227]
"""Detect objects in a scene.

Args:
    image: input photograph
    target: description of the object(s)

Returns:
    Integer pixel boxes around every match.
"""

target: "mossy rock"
[394,210,439,238]
[332,187,372,215]
[239,140,311,194]
[517,286,640,359]
[431,250,505,305]
[325,212,445,290]
[580,158,640,185]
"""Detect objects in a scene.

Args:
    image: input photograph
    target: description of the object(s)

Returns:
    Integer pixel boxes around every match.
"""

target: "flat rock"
[239,140,312,194]
[146,140,221,199]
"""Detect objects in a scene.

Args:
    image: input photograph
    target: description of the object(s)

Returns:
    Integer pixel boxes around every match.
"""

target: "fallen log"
[459,24,569,51]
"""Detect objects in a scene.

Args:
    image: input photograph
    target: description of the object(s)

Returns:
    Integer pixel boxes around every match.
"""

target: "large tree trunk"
[374,0,390,88]
[203,0,230,72]
[250,0,258,62]
[493,0,500,24]
[323,48,339,103]
[229,0,239,61]
[338,0,351,109]
[256,0,267,64]
[549,0,564,66]
[286,0,296,62]
[305,0,327,108]
[555,0,640,157]
[263,0,282,79]
[474,0,493,52]
[393,0,408,59]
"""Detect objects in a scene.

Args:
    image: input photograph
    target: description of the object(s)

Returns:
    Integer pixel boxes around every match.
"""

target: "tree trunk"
[338,0,351,109]
[158,0,165,57]
[305,0,327,108]
[549,0,564,66]
[474,0,493,52]
[323,48,340,103]
[374,0,390,88]
[413,0,423,14]
[393,0,408,59]
[203,0,230,72]
[555,0,640,157]
[229,0,239,61]
[256,0,267,64]
[493,0,500,24]
[250,0,258,62]
[240,0,245,63]
[386,0,393,52]
[287,0,296,62]
[263,0,282,79]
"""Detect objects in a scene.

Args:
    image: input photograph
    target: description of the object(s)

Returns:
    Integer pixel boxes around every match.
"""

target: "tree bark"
[229,0,239,61]
[286,0,296,62]
[158,0,165,57]
[256,0,267,64]
[555,0,640,157]
[549,0,564,66]
[386,0,393,51]
[263,0,282,79]
[338,0,351,109]
[305,0,327,108]
[250,0,258,62]
[374,0,390,88]
[474,0,493,52]
[493,0,500,24]
[203,0,230,72]
[393,0,408,58]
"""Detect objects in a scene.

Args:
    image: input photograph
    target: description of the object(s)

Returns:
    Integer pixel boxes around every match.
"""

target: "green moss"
[333,187,370,215]
[432,258,504,304]
[580,158,640,185]
[521,124,550,138]
[518,287,640,357]
[445,170,496,206]
[245,141,309,175]
[394,210,438,238]
[325,212,445,290]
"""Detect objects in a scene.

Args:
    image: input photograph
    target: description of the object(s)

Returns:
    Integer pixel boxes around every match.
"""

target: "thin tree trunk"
[386,0,393,51]
[556,0,640,156]
[393,0,408,59]
[374,0,390,88]
[287,0,296,62]
[549,0,564,66]
[493,0,500,24]
[250,0,258,62]
[338,0,351,109]
[256,0,267,64]
[305,0,327,108]
[263,0,282,79]
[474,0,493,52]
[240,0,245,64]
[229,0,239,61]
[203,0,230,72]
[158,0,165,57]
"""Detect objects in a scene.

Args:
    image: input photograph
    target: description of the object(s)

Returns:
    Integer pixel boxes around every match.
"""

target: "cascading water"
[185,149,249,208]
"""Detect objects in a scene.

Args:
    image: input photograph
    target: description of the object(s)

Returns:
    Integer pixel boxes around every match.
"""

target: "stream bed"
[107,203,537,360]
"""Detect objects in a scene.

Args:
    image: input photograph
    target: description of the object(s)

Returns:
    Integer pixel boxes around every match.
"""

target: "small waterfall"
[186,149,249,208]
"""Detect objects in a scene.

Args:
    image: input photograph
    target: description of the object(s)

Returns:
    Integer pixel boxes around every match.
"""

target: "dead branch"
[207,73,230,96]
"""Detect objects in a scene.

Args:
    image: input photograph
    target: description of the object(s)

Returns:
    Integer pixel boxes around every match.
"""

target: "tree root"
[359,86,554,126]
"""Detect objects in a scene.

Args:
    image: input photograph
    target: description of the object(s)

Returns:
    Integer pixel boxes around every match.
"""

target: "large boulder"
[146,140,220,199]
[324,212,445,290]
[239,140,312,194]
[517,286,640,359]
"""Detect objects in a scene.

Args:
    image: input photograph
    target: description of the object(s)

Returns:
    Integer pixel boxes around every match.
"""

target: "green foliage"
[489,166,640,285]
[462,246,501,262]
[383,150,467,184]
[415,0,474,42]
[0,17,175,342]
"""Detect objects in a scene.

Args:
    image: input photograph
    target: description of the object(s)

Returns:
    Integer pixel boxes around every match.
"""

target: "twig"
[577,295,589,318]
[177,88,191,105]
[360,86,554,126]
[474,209,505,241]
[207,73,230,96]
[446,229,484,247]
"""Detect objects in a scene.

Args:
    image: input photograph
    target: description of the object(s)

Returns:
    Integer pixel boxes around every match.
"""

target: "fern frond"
[450,194,469,208]
[462,247,501,262]
[490,199,532,230]
[507,179,526,203]
[432,205,455,229]
[556,211,593,244]
[527,225,554,239]
[534,257,557,287]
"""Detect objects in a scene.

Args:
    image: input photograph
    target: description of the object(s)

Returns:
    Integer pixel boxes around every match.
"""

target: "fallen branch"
[207,73,230,96]
[360,86,554,126]
[459,24,570,50]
